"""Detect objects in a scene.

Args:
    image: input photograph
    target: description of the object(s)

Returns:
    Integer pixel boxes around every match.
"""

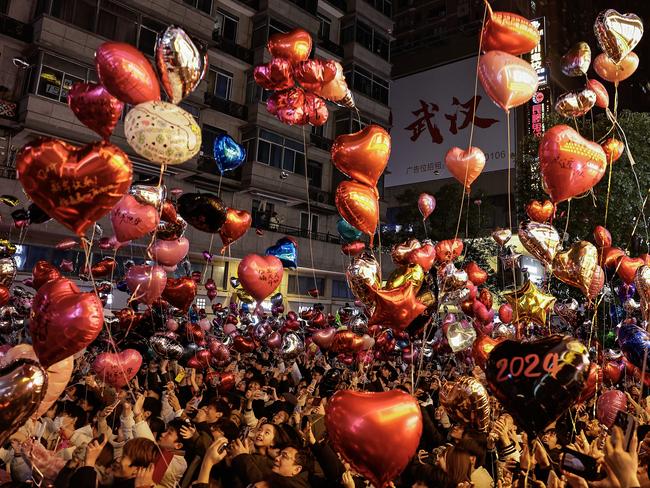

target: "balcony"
[321,0,347,12]
[317,37,344,57]
[252,214,340,244]
[288,0,318,15]
[204,93,248,120]
[310,133,333,151]
[309,188,335,206]
[235,0,260,9]
[0,13,32,43]
[0,100,18,121]
[211,36,254,64]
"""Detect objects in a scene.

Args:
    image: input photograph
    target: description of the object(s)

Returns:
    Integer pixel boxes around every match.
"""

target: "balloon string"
[301,126,318,293]
[218,173,223,198]
[563,199,571,239]
[202,234,215,283]
[603,152,614,227]
[145,163,167,257]
[572,117,579,134]
[506,111,512,231]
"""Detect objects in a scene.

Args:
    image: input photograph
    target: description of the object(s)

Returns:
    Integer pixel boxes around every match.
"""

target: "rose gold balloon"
[478,50,538,112]
[553,241,604,299]
[440,376,491,432]
[292,59,336,92]
[335,181,379,244]
[586,79,610,108]
[68,82,124,140]
[126,264,167,305]
[635,265,650,322]
[306,60,354,108]
[526,200,555,223]
[444,146,486,190]
[593,226,612,248]
[149,237,189,266]
[594,52,639,83]
[32,260,61,290]
[253,57,294,91]
[602,138,625,163]
[391,239,422,265]
[418,193,436,220]
[267,28,312,64]
[219,208,252,252]
[110,194,159,243]
[93,349,142,388]
[331,125,391,188]
[481,10,540,55]
[162,276,198,312]
[237,254,283,302]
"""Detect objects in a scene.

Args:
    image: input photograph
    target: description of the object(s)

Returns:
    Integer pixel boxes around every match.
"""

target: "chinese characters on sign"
[529,18,548,87]
[525,17,550,137]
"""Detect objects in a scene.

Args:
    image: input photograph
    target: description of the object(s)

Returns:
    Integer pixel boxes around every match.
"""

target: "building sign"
[386,56,515,188]
[528,17,548,87]
[524,17,550,137]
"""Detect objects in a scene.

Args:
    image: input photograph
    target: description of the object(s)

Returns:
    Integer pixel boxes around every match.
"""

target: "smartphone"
[31,464,44,487]
[614,411,638,451]
[239,426,250,440]
[312,397,322,407]
[561,448,605,481]
[217,441,229,454]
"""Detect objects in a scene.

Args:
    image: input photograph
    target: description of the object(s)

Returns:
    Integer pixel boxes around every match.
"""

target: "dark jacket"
[230,452,274,486]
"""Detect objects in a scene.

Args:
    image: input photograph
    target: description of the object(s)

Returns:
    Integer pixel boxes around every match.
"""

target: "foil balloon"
[177,193,227,233]
[618,322,650,369]
[253,57,294,91]
[525,200,555,223]
[0,257,16,287]
[473,335,503,370]
[292,58,336,92]
[478,51,538,112]
[439,376,491,432]
[446,318,476,352]
[125,101,201,165]
[305,60,354,108]
[486,335,590,435]
[125,264,167,306]
[92,349,142,388]
[68,82,124,140]
[31,260,61,290]
[437,263,469,293]
[341,241,365,256]
[491,228,512,247]
[16,138,133,236]
[346,253,381,306]
[267,28,312,64]
[330,125,391,187]
[560,42,591,77]
[418,193,436,220]
[368,283,427,331]
[0,240,16,259]
[503,280,556,326]
[30,278,103,367]
[480,9,540,55]
[0,194,19,207]
[435,238,464,264]
[157,217,187,240]
[518,220,560,266]
[601,246,626,268]
[553,241,605,300]
[155,25,207,104]
[95,42,160,104]
[149,237,189,266]
[265,237,298,269]
[385,264,425,291]
[335,181,379,242]
[312,327,337,350]
[597,390,627,428]
[594,225,612,247]
[464,262,488,286]
[594,52,639,83]
[444,146,486,190]
[237,254,283,302]
[162,277,198,311]
[281,332,304,359]
[407,240,436,272]
[616,256,648,284]
[325,390,422,488]
[129,183,165,208]
[337,218,363,243]
[587,79,610,108]
[594,9,643,64]
[214,134,246,175]
[110,194,160,243]
[635,265,650,323]
[219,208,251,251]
[554,299,579,326]
[150,334,184,360]
[602,138,625,163]
[0,359,47,446]
[554,89,597,118]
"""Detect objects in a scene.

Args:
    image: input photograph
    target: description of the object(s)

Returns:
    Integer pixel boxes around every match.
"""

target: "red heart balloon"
[253,57,294,91]
[616,255,647,284]
[149,237,190,267]
[95,42,161,104]
[472,335,503,370]
[312,327,337,350]
[16,139,133,236]
[110,194,160,243]
[464,262,488,286]
[331,125,391,188]
[68,82,124,140]
[444,146,486,190]
[233,334,256,353]
[586,78,610,108]
[481,10,540,55]
[593,226,612,248]
[341,241,366,256]
[90,257,116,277]
[32,260,62,290]
[326,390,422,488]
[267,28,312,64]
[0,285,9,307]
[266,87,308,125]
[526,200,555,223]
[219,208,252,252]
[126,265,167,305]
[498,303,513,323]
[602,138,625,164]
[539,125,607,203]
[292,59,337,92]
[435,239,464,263]
[160,200,177,223]
[30,278,103,367]
[335,181,379,244]
[162,277,197,312]
[237,254,283,302]
[478,51,538,111]
[92,349,142,388]
[600,246,626,268]
[406,242,436,272]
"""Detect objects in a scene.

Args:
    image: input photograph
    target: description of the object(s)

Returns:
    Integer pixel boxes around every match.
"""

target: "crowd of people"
[1,350,649,488]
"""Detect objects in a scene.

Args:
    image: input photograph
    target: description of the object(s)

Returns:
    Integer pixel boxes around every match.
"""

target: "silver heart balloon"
[561,42,592,77]
[129,183,166,208]
[150,335,184,360]
[281,332,304,359]
[0,257,17,287]
[594,9,644,64]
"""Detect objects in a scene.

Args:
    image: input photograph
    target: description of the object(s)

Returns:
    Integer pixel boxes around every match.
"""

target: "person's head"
[449,423,464,441]
[159,419,186,451]
[541,426,557,449]
[205,398,231,423]
[272,447,309,477]
[311,366,325,383]
[272,407,290,425]
[58,402,87,433]
[94,438,115,468]
[78,387,101,414]
[118,438,157,478]
[195,372,204,387]
[149,417,166,441]
[458,433,487,470]
[143,397,162,421]
[210,419,239,442]
[444,447,473,485]
[247,379,262,392]
[254,423,278,449]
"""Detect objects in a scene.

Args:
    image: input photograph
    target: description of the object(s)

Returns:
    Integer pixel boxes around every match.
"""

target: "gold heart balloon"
[561,41,592,77]
[594,9,644,65]
[555,88,597,118]
[634,265,650,322]
[518,221,561,267]
[385,264,424,292]
[553,241,605,300]
[491,228,512,247]
[346,253,381,307]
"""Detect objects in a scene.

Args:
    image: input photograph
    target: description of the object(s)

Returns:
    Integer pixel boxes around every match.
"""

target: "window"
[252,199,275,227]
[365,0,392,17]
[208,68,233,100]
[288,275,325,296]
[332,279,354,299]
[196,297,207,309]
[138,17,165,55]
[0,0,9,14]
[257,129,305,174]
[51,0,97,31]
[179,101,200,120]
[201,124,227,157]
[269,18,289,37]
[307,160,322,188]
[345,65,389,104]
[247,73,271,104]
[317,14,331,40]
[183,0,212,15]
[300,213,319,235]
[36,54,88,103]
[335,111,379,137]
[214,9,238,43]
[97,0,137,43]
[342,19,391,61]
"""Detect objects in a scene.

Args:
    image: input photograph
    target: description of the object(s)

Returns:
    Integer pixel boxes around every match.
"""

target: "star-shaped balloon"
[503,280,556,326]
[368,283,427,331]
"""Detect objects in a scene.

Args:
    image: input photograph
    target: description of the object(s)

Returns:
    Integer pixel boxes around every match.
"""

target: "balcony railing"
[204,93,248,120]
[253,215,341,244]
[310,133,333,151]
[0,100,17,120]
[211,36,253,64]
[0,13,32,43]
[234,0,259,9]
[321,0,346,11]
[309,188,334,206]
[317,37,344,57]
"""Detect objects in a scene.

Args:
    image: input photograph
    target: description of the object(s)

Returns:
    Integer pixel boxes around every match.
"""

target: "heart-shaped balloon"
[238,255,283,302]
[337,218,363,243]
[346,254,381,307]
[616,255,647,284]
[602,138,625,163]
[407,241,436,272]
[302,59,354,108]
[586,79,610,108]
[440,376,491,431]
[90,257,116,277]
[555,88,597,118]
[478,51,538,111]
[601,246,626,268]
[435,238,464,264]
[213,134,246,175]
[150,334,184,360]
[553,241,605,299]
[16,139,133,236]
[526,200,555,223]
[126,265,167,305]
[129,183,166,209]
[341,241,366,256]
[593,225,612,248]
[554,299,579,325]
[635,265,650,323]
[68,82,124,140]
[518,221,560,266]
[253,57,294,91]
[267,28,312,63]
[312,327,337,350]
[232,334,256,353]
[30,278,104,367]
[491,228,512,247]
[96,42,160,104]
[149,237,189,266]
[162,277,197,311]
[177,193,227,233]
[480,10,540,55]
[486,335,590,435]
[391,239,422,265]
[331,125,391,188]
[560,42,591,77]
[0,359,47,446]
[594,52,639,83]
[618,321,650,369]
[111,194,160,243]
[217,208,251,252]
[92,349,142,388]
[266,237,297,269]
[326,390,422,488]
[539,125,607,203]
[32,260,61,290]
[594,9,644,64]
[464,262,488,286]
[335,181,379,243]
[444,146,486,190]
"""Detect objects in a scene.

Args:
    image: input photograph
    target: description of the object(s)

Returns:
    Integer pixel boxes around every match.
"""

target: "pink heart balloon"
[478,50,539,112]
[149,237,190,266]
[126,264,167,305]
[68,82,124,140]
[312,327,337,350]
[111,195,159,243]
[92,349,142,388]
[267,331,282,349]
[237,254,284,302]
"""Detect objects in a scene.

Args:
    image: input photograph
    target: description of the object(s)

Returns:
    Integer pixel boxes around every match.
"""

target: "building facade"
[0,0,393,313]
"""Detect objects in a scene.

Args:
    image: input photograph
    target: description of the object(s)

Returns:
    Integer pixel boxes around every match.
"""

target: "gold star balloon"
[368,282,427,331]
[503,280,556,326]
